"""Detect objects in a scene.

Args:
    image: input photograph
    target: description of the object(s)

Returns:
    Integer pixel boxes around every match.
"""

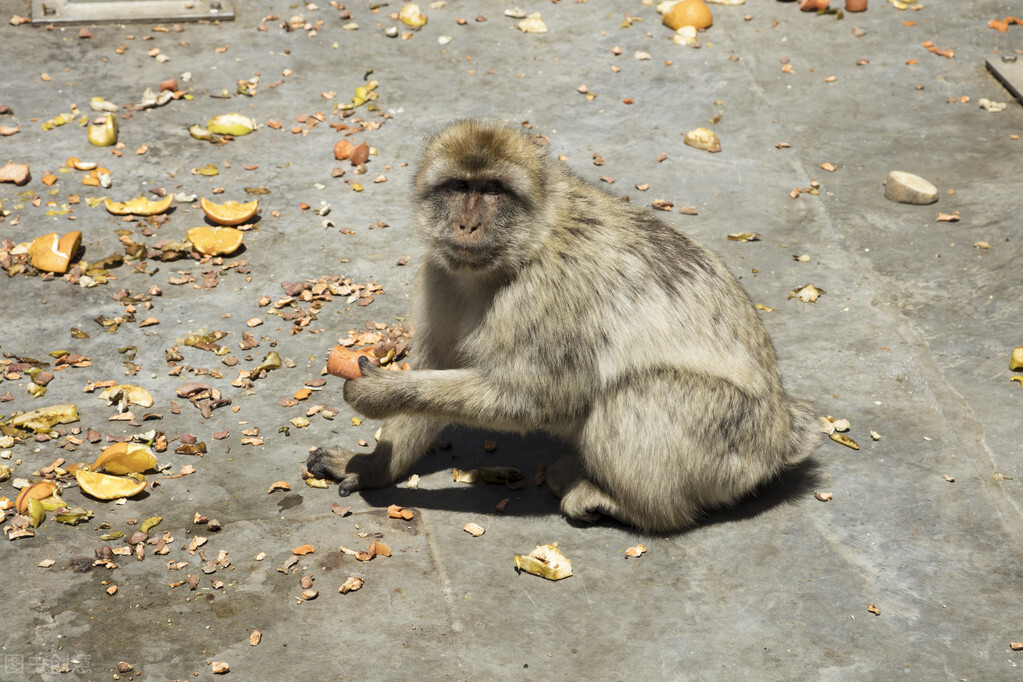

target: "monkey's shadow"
[356,427,823,538]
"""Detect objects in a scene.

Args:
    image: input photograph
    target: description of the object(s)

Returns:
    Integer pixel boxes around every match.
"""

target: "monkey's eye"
[482,179,505,195]
[445,179,470,193]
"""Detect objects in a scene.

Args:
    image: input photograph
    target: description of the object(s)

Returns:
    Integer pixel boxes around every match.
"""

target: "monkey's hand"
[342,356,404,420]
[306,446,393,496]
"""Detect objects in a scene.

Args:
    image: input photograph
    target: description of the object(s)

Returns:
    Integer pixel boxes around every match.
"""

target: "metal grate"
[31,0,234,25]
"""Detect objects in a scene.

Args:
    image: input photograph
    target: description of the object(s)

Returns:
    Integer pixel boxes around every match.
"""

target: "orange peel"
[74,469,147,500]
[199,197,259,226]
[14,480,58,513]
[104,194,174,216]
[186,226,244,256]
[92,442,158,474]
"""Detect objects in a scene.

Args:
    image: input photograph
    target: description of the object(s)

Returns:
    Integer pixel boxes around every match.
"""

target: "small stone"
[884,171,938,205]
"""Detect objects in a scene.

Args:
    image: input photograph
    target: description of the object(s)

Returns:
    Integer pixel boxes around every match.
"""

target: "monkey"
[306,119,820,533]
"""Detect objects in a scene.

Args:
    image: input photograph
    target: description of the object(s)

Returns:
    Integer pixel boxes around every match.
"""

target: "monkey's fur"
[307,120,820,532]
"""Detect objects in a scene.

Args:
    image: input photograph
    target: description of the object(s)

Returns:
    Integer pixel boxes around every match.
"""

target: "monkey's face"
[414,120,549,276]
[425,176,520,271]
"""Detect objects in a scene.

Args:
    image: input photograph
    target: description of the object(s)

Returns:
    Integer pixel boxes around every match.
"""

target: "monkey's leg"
[307,414,445,494]
[547,454,627,525]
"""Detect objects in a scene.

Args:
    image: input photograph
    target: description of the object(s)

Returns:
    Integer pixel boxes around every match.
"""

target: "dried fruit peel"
[513,543,573,580]
[98,384,154,408]
[11,404,79,431]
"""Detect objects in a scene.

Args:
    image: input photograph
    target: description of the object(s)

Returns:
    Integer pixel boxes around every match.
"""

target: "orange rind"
[104,194,174,216]
[186,226,245,256]
[199,197,259,226]
[74,469,147,500]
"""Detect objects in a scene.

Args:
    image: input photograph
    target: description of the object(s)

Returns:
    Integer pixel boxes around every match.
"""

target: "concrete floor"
[1,0,1021,679]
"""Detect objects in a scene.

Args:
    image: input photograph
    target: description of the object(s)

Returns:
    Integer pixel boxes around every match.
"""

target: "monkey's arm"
[343,357,562,431]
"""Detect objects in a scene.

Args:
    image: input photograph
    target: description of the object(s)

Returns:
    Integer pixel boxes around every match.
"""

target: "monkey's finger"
[356,355,376,376]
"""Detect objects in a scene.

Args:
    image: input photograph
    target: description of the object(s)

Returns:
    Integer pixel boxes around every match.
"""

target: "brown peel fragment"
[829,433,860,450]
[867,604,881,616]
[0,161,30,185]
[267,480,291,493]
[250,630,261,646]
[625,544,647,558]
[339,575,363,593]
[292,544,315,556]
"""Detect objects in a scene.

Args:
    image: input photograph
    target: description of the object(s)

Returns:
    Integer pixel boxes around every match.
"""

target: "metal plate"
[31,0,234,25]
[986,57,1023,105]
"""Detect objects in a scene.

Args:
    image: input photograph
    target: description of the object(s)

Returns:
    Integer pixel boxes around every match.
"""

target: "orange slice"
[200,197,259,226]
[103,194,174,216]
[75,469,147,500]
[187,226,244,256]
[28,231,82,274]
[15,480,58,513]
[92,442,158,474]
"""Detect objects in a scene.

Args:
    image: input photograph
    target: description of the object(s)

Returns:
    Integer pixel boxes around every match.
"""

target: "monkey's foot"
[558,476,626,525]
[306,446,392,497]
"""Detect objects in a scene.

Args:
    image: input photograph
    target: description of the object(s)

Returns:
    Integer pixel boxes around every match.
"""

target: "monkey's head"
[414,120,554,276]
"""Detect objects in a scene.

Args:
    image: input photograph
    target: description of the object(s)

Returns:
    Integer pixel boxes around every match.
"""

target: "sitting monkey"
[307,119,820,532]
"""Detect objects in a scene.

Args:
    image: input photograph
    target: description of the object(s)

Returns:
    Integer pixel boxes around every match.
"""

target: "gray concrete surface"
[1,0,1021,679]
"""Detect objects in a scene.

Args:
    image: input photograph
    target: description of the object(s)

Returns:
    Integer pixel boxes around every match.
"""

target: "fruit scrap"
[0,161,31,185]
[625,544,647,558]
[463,522,485,537]
[98,384,155,412]
[325,345,380,380]
[292,544,315,555]
[74,469,147,500]
[87,114,118,147]
[989,16,1023,32]
[186,226,244,256]
[387,504,414,520]
[683,127,721,153]
[829,433,860,450]
[10,403,79,432]
[338,575,364,593]
[200,197,259,225]
[662,0,713,31]
[14,480,58,513]
[27,231,82,273]
[206,113,256,136]
[104,195,174,216]
[513,543,573,580]
[788,283,824,303]
[1010,347,1023,371]
[92,442,158,474]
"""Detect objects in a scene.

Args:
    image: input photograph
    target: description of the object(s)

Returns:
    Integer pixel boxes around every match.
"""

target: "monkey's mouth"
[440,241,496,270]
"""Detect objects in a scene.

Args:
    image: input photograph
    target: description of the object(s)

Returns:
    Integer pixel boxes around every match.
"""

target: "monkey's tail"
[782,398,823,467]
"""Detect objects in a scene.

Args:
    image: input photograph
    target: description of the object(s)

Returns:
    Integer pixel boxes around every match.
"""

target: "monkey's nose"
[458,222,481,234]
